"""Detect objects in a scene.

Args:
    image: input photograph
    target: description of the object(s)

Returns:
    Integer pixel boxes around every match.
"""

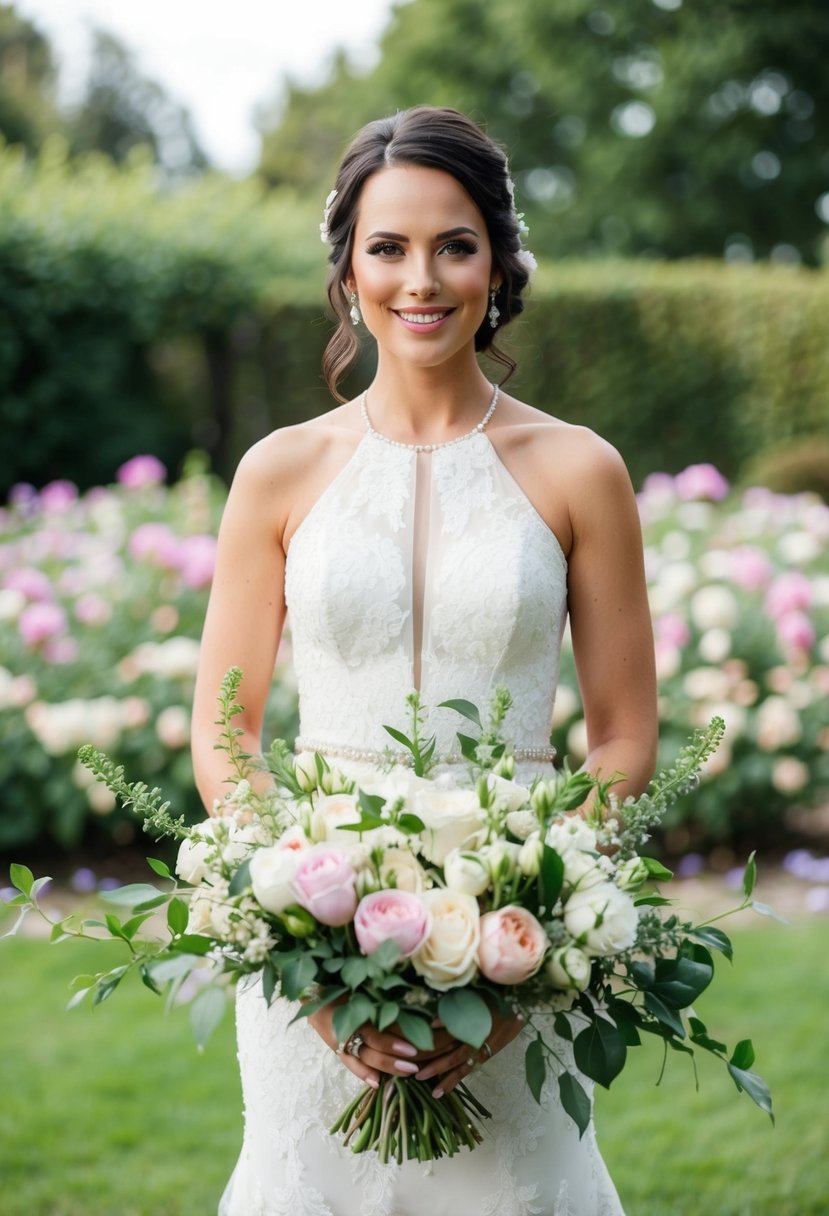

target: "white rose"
[311,793,361,842]
[518,833,544,877]
[221,820,269,868]
[546,817,597,858]
[413,788,485,865]
[250,846,300,915]
[616,856,650,892]
[379,848,429,893]
[186,878,232,936]
[293,751,319,793]
[546,945,592,992]
[175,822,219,885]
[487,774,532,814]
[443,848,491,897]
[564,883,639,957]
[411,889,481,991]
[505,808,538,840]
[481,840,522,880]
[691,585,739,630]
[563,849,607,893]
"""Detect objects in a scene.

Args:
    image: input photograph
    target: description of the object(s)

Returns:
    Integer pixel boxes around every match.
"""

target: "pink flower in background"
[40,480,79,513]
[776,611,815,654]
[8,483,37,512]
[74,593,112,627]
[128,522,179,568]
[765,572,812,619]
[477,905,547,984]
[674,464,730,502]
[354,889,432,957]
[292,846,358,927]
[117,455,166,489]
[4,568,53,601]
[175,535,217,588]
[729,546,773,590]
[655,613,690,649]
[19,601,66,646]
[43,636,79,665]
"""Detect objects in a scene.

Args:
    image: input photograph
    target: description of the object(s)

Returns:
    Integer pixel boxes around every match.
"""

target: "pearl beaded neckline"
[360,383,500,453]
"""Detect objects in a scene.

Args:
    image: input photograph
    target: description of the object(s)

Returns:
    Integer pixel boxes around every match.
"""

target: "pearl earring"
[488,287,500,329]
[350,292,361,326]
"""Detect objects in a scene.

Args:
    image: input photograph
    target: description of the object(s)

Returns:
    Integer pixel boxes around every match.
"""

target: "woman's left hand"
[413,1005,525,1097]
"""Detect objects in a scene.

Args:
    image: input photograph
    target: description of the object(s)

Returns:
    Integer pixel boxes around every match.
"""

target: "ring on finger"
[465,1056,477,1070]
[480,1040,494,1061]
[339,1032,365,1059]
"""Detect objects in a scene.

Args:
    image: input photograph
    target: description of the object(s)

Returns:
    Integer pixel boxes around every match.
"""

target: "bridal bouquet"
[6,670,774,1163]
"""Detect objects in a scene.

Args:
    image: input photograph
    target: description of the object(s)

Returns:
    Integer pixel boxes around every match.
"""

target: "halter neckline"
[360,383,500,453]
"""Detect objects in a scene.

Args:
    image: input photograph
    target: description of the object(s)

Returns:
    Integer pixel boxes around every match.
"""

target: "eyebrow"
[364,226,480,241]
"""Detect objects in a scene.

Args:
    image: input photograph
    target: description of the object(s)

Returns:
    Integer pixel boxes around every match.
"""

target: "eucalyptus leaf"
[438,699,482,729]
[751,900,788,924]
[368,939,402,973]
[378,1001,400,1031]
[167,898,189,936]
[171,933,215,955]
[190,985,227,1051]
[395,1010,434,1052]
[398,813,426,834]
[437,988,492,1049]
[147,953,202,984]
[341,956,370,989]
[332,994,375,1045]
[228,858,252,897]
[559,1071,592,1138]
[281,954,319,1001]
[100,883,163,907]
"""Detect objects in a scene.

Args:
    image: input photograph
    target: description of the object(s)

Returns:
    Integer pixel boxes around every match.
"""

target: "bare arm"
[191,443,287,813]
[565,437,658,800]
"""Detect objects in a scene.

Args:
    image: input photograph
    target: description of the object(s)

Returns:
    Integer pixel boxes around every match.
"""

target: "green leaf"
[105,913,128,940]
[332,994,375,1045]
[438,699,482,729]
[92,972,125,1006]
[262,959,278,1005]
[398,813,426,834]
[146,858,173,879]
[101,883,164,907]
[66,986,93,1011]
[751,900,788,924]
[147,953,203,984]
[134,895,170,913]
[367,939,402,973]
[457,733,480,761]
[395,1009,434,1052]
[170,933,215,955]
[642,857,674,881]
[281,954,319,1001]
[140,965,162,996]
[539,844,564,910]
[730,1039,755,1070]
[573,1018,627,1088]
[167,898,189,936]
[9,863,35,897]
[650,952,713,1008]
[438,988,492,1049]
[728,1063,774,1122]
[742,851,757,899]
[553,1012,573,1041]
[358,791,387,818]
[634,895,674,907]
[120,913,153,940]
[689,926,733,961]
[525,1036,546,1103]
[190,985,226,1051]
[559,1071,592,1138]
[378,1001,400,1031]
[688,1016,727,1054]
[383,725,414,750]
[228,858,252,897]
[341,956,370,989]
[644,992,686,1038]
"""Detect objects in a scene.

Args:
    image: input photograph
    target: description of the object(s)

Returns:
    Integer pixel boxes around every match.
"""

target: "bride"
[191,106,657,1216]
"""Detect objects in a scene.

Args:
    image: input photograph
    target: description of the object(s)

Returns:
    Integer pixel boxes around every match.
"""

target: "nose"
[406,254,440,297]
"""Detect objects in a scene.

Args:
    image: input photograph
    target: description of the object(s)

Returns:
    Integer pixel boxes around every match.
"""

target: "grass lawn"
[2,918,826,1215]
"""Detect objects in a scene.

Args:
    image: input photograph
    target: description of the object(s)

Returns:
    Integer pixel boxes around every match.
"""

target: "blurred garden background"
[1,1,828,1212]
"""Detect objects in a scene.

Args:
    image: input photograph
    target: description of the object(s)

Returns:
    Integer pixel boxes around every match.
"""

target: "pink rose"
[175,535,217,589]
[674,464,729,502]
[776,610,815,654]
[19,601,66,647]
[354,889,432,958]
[292,845,358,927]
[117,455,166,488]
[765,573,812,620]
[477,905,547,985]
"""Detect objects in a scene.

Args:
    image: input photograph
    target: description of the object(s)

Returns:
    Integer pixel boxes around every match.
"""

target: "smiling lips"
[394,307,455,332]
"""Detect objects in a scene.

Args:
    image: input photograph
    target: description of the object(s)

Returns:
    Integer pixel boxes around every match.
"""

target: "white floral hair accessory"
[319,189,338,244]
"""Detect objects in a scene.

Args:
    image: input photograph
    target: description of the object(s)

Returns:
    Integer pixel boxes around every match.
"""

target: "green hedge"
[2,138,828,491]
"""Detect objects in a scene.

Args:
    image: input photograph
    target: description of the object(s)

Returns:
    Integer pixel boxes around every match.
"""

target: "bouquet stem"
[331,1076,492,1163]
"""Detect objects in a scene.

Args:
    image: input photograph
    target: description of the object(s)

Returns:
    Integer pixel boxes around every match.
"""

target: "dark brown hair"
[322,106,532,401]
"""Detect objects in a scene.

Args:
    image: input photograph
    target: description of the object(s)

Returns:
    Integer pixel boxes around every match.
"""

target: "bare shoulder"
[234,405,357,487]
[494,393,632,491]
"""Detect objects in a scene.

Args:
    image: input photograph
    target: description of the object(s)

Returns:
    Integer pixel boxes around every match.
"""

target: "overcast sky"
[15,0,398,173]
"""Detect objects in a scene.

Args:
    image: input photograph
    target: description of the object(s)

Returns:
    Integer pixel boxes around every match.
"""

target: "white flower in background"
[25,696,125,754]
[661,530,692,560]
[778,530,821,565]
[412,787,485,865]
[691,585,739,631]
[518,832,544,876]
[155,705,190,749]
[812,577,829,609]
[0,588,25,621]
[677,502,714,531]
[698,550,730,580]
[87,782,117,815]
[546,945,591,992]
[546,816,597,857]
[564,883,638,956]
[682,667,731,702]
[771,756,809,795]
[249,846,300,915]
[566,718,588,760]
[648,561,697,613]
[655,645,682,681]
[505,807,538,839]
[126,637,200,680]
[756,696,801,751]
[698,628,732,664]
[411,889,481,990]
[443,848,491,897]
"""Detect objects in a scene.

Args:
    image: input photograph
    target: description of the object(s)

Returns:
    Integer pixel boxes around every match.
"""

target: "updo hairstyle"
[322,106,531,401]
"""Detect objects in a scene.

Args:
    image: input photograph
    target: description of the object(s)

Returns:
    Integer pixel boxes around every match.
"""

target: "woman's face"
[346,164,498,371]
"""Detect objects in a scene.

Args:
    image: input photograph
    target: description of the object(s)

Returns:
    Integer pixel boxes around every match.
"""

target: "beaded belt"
[293,737,557,766]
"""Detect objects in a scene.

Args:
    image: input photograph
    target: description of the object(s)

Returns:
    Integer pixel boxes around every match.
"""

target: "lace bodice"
[284,426,568,757]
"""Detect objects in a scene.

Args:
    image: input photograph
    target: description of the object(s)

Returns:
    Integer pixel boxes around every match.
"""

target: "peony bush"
[553,465,829,844]
[0,455,297,852]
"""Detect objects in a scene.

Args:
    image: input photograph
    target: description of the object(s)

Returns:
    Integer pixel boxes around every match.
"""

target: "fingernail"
[392,1041,418,1057]
[366,1076,380,1089]
[432,1087,444,1099]
[394,1060,420,1074]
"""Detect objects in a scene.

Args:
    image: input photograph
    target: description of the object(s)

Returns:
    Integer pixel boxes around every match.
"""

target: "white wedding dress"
[219,408,625,1216]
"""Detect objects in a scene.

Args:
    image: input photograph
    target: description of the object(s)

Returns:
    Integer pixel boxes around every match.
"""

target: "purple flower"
[40,480,79,513]
[4,568,54,601]
[8,483,38,512]
[117,455,167,489]
[674,464,730,502]
[676,853,705,878]
[70,868,98,893]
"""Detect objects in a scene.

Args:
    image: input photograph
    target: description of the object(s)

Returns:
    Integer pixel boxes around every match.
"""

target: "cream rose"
[487,774,532,815]
[546,816,598,858]
[175,821,218,885]
[411,889,481,991]
[412,788,485,865]
[379,848,429,894]
[546,945,591,992]
[564,883,638,957]
[250,846,300,915]
[311,793,361,843]
[505,808,539,840]
[443,848,490,897]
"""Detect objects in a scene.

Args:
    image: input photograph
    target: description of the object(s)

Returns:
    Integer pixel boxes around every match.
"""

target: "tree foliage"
[0,2,61,153]
[258,0,829,263]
